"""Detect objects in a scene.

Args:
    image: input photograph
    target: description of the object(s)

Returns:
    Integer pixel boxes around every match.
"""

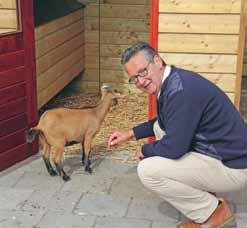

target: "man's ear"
[154,55,162,67]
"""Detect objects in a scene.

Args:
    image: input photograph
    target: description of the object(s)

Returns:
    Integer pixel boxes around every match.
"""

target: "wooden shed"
[0,0,246,171]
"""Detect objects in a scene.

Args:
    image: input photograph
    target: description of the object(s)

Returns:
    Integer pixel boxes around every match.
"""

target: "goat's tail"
[26,127,41,143]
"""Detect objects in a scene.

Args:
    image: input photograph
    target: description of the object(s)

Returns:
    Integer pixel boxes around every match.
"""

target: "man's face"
[124,52,162,95]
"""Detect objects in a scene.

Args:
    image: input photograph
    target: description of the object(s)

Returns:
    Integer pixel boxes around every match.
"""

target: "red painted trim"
[148,0,159,142]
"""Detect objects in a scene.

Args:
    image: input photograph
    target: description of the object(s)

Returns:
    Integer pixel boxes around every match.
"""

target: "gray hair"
[121,41,158,65]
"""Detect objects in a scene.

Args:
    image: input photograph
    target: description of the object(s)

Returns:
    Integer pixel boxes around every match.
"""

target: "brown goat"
[26,86,123,181]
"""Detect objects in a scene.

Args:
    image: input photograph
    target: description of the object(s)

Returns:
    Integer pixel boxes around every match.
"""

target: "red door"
[0,0,38,171]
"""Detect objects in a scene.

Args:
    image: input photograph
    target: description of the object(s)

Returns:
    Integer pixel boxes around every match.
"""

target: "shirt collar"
[157,65,171,98]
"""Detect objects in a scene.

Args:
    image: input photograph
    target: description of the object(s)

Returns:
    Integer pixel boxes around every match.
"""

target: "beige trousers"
[137,121,247,223]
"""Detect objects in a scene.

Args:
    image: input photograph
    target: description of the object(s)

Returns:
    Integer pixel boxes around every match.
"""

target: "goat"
[26,86,123,181]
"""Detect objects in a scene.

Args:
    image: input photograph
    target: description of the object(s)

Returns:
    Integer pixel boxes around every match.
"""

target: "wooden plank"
[0,129,26,154]
[0,50,24,73]
[100,44,129,57]
[82,69,99,81]
[0,144,30,171]
[36,33,84,75]
[37,46,84,92]
[84,4,99,17]
[201,73,236,92]
[85,31,99,43]
[85,55,99,69]
[159,14,240,34]
[85,17,149,32]
[243,63,247,75]
[100,4,149,19]
[100,31,149,44]
[159,53,237,73]
[0,98,27,121]
[0,113,27,138]
[0,0,16,9]
[234,0,246,108]
[35,19,84,58]
[38,60,83,108]
[0,67,25,89]
[85,43,99,56]
[0,9,17,29]
[100,69,128,83]
[35,9,84,40]
[0,33,23,55]
[0,82,26,105]
[104,0,149,5]
[158,34,239,54]
[159,0,241,14]
[100,57,122,70]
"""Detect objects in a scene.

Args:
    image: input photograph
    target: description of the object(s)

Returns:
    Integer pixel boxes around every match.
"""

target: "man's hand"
[108,129,134,148]
[135,149,145,161]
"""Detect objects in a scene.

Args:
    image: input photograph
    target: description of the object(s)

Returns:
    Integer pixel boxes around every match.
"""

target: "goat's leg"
[53,145,71,181]
[81,142,85,165]
[84,135,94,173]
[41,138,57,176]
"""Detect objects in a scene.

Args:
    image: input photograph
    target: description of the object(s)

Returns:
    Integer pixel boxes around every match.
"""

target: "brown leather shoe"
[177,199,236,228]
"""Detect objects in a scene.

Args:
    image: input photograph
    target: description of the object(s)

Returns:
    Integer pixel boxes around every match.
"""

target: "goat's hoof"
[63,175,71,182]
[49,170,57,176]
[85,166,92,174]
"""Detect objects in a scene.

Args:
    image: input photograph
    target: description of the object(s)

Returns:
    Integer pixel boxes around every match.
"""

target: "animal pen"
[0,0,247,171]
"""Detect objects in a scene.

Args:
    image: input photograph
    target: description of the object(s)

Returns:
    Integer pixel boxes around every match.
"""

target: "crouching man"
[108,42,247,227]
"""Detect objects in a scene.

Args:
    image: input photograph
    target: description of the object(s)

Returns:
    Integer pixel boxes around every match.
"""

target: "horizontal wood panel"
[159,14,240,34]
[37,46,84,92]
[0,50,24,72]
[100,31,149,44]
[38,60,83,108]
[0,113,27,137]
[243,63,247,75]
[160,53,237,73]
[159,0,241,14]
[84,4,151,18]
[85,55,99,69]
[85,43,99,56]
[0,0,16,9]
[0,144,29,171]
[36,33,84,75]
[0,129,26,154]
[0,82,26,105]
[100,57,122,70]
[100,44,129,57]
[100,4,149,18]
[201,73,236,92]
[0,9,17,29]
[35,19,84,58]
[104,0,149,4]
[0,33,23,55]
[85,17,149,32]
[0,98,27,121]
[85,31,99,43]
[81,69,99,81]
[158,34,239,54]
[0,67,25,89]
[35,9,84,41]
[100,69,127,83]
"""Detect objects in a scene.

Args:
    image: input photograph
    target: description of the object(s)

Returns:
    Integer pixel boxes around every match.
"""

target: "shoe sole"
[220,216,236,228]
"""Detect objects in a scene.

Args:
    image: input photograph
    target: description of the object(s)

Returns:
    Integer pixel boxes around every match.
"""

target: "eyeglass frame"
[128,61,152,84]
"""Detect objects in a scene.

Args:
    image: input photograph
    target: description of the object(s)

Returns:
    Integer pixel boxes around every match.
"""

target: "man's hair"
[121,41,158,65]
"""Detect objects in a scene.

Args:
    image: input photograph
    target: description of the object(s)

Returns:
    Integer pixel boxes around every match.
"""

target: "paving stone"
[0,187,33,210]
[0,171,25,187]
[110,174,154,199]
[95,217,151,228]
[235,204,247,228]
[127,196,179,222]
[17,156,48,174]
[219,189,247,204]
[74,193,130,217]
[37,211,96,228]
[61,172,113,193]
[14,172,64,191]
[0,210,44,228]
[152,220,178,228]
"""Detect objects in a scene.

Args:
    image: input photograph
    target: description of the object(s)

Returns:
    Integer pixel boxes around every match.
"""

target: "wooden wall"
[158,0,246,107]
[71,0,150,93]
[0,0,18,34]
[35,9,85,108]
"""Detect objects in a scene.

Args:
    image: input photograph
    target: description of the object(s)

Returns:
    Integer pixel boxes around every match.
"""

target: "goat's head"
[100,84,125,106]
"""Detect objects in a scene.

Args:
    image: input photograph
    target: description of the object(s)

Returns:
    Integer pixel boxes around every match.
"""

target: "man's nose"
[137,76,146,85]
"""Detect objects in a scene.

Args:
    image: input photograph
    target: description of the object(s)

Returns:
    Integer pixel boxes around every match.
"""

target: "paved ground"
[0,151,247,228]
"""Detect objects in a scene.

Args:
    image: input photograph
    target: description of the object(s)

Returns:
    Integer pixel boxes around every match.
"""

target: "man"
[108,41,247,227]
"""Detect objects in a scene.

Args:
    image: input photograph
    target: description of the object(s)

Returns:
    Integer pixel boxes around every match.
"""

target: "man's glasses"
[128,62,151,84]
